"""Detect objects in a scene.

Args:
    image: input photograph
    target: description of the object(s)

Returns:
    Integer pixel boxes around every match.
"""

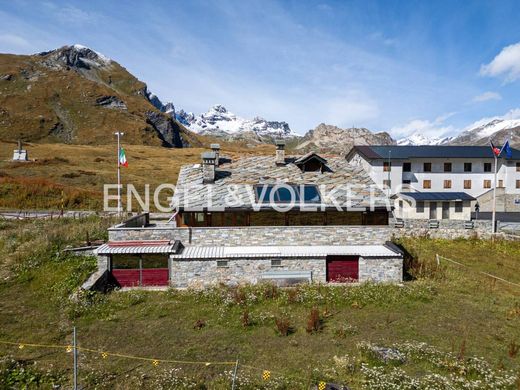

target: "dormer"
[293,152,328,172]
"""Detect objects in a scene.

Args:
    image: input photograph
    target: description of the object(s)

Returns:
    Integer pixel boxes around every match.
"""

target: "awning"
[170,245,401,260]
[95,240,181,255]
[398,192,475,201]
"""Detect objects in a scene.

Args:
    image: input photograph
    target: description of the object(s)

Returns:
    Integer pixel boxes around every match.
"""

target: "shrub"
[306,307,323,334]
[508,341,519,358]
[241,309,251,327]
[274,315,293,336]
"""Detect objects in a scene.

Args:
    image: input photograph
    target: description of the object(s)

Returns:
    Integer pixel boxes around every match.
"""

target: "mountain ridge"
[0,45,202,148]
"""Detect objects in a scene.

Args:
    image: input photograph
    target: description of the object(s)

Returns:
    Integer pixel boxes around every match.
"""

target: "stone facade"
[109,225,394,245]
[170,257,326,288]
[391,219,492,239]
[169,256,403,288]
[359,257,402,282]
[101,219,499,290]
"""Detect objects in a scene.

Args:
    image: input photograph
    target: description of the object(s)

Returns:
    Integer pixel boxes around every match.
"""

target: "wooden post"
[231,359,239,390]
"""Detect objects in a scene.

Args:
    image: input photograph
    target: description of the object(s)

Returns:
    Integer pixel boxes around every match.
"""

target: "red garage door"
[326,256,359,282]
[111,255,169,287]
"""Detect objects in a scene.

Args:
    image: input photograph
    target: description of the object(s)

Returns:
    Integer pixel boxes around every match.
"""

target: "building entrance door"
[442,202,450,219]
[429,202,437,219]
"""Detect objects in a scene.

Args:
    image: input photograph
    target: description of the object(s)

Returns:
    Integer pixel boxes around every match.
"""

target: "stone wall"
[109,225,394,246]
[359,257,402,282]
[169,256,403,288]
[170,257,326,288]
[391,219,493,240]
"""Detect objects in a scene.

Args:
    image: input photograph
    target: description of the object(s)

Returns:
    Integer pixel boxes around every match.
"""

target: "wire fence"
[436,253,520,289]
[0,338,328,389]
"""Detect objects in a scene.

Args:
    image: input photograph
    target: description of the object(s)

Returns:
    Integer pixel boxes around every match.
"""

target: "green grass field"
[1,218,520,389]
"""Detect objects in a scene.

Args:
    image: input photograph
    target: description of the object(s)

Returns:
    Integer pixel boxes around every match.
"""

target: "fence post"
[73,326,78,390]
[231,359,239,390]
[436,254,440,266]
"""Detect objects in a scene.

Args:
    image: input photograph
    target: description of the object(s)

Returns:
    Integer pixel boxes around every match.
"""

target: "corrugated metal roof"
[95,240,179,255]
[170,245,401,259]
[399,192,475,201]
[353,145,520,160]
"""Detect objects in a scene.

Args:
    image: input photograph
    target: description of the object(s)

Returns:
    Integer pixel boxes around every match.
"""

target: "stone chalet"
[91,142,408,289]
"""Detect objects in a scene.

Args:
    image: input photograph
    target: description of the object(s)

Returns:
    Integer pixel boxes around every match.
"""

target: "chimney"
[275,139,286,165]
[210,143,221,166]
[201,152,216,183]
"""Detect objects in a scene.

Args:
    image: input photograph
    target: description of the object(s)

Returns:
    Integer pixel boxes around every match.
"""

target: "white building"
[346,145,520,217]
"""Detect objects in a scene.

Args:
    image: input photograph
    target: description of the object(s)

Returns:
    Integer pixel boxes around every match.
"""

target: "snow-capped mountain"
[397,133,452,146]
[448,117,520,146]
[175,104,298,140]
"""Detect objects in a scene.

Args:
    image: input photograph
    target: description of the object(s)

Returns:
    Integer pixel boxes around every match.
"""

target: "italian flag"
[119,147,128,167]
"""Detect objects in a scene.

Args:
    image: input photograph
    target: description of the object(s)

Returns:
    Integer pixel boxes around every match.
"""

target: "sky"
[2,0,520,139]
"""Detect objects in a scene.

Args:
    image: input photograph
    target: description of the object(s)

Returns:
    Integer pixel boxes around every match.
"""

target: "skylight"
[254,184,322,204]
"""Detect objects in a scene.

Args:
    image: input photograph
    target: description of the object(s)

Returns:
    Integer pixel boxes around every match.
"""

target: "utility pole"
[492,154,498,234]
[73,326,78,390]
[387,150,392,198]
[115,132,124,215]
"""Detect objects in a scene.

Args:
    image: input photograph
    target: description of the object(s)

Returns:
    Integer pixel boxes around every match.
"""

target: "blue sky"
[2,0,520,138]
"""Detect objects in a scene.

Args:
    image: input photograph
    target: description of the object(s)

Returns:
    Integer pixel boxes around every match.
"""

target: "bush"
[274,315,293,336]
[306,307,323,333]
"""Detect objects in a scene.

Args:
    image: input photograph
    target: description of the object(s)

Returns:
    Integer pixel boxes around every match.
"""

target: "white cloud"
[0,34,30,49]
[472,91,502,102]
[480,42,520,82]
[390,114,455,138]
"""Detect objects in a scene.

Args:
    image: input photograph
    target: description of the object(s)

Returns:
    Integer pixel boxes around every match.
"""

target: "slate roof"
[348,145,520,160]
[293,152,327,165]
[172,155,389,211]
[398,192,476,201]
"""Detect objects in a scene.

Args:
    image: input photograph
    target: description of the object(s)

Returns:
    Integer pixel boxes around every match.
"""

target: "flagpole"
[115,131,124,215]
[492,154,497,234]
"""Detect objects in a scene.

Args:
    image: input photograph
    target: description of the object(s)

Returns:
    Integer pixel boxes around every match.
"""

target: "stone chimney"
[275,139,286,165]
[210,143,221,166]
[201,152,216,184]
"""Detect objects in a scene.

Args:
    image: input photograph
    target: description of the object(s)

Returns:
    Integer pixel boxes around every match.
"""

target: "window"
[444,180,452,189]
[254,184,321,204]
[402,179,411,185]
[464,180,472,189]
[516,180,520,189]
[383,161,391,172]
[271,259,282,267]
[455,201,463,213]
[383,179,391,188]
[499,180,504,188]
[217,260,228,268]
[484,163,492,172]
[483,180,491,189]
[403,162,411,172]
[416,201,425,213]
[516,162,520,172]
[423,180,431,189]
[464,162,472,172]
[423,162,432,172]
[444,162,452,172]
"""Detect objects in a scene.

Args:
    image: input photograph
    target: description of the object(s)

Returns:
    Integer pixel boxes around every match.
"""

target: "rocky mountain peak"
[294,123,395,155]
[38,44,112,70]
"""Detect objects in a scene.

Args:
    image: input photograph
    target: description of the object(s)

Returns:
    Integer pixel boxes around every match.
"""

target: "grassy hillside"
[0,141,275,210]
[0,218,519,388]
[0,47,202,147]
